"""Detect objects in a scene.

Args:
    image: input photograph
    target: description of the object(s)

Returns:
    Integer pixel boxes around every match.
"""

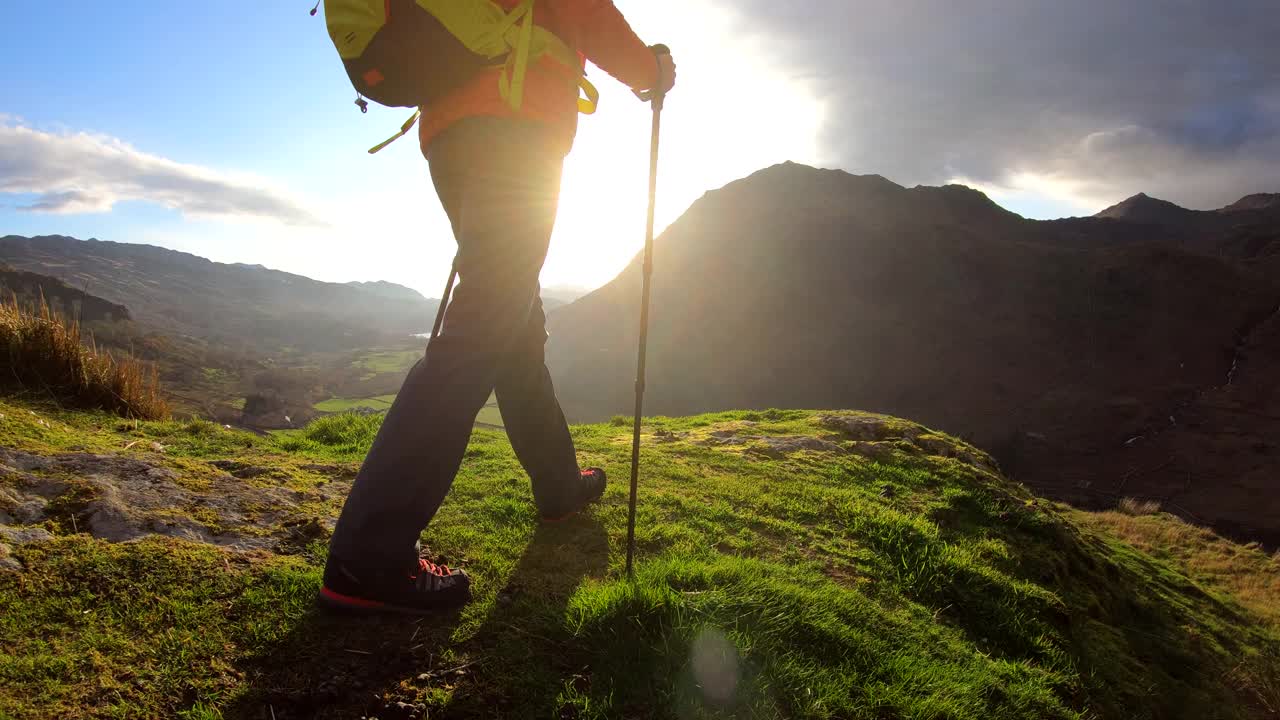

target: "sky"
[2,1,1277,297]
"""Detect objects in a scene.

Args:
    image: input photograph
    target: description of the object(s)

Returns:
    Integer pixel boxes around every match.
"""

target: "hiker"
[321,1,677,614]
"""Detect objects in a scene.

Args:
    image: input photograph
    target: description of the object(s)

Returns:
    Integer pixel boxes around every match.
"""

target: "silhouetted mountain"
[542,284,592,305]
[1221,193,1280,213]
[546,162,1280,544]
[1095,193,1197,225]
[0,235,439,354]
[1061,191,1280,261]
[345,279,429,304]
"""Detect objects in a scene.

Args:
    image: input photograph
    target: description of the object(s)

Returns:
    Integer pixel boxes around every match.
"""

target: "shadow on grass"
[223,517,609,720]
[442,517,611,718]
[222,590,468,720]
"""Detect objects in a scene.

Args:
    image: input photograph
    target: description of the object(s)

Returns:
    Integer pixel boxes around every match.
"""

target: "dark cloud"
[0,123,324,225]
[732,0,1280,209]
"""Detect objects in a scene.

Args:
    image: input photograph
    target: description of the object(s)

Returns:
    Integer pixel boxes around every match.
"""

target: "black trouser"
[328,117,582,571]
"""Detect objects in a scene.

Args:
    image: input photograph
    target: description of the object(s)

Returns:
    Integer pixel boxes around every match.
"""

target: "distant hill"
[546,162,1280,544]
[0,235,440,354]
[541,284,592,305]
[344,279,429,303]
[1220,193,1280,213]
[0,264,130,323]
[1074,191,1280,260]
[1095,192,1198,225]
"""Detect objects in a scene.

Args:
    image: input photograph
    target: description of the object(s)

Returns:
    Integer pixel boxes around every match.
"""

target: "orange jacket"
[419,0,659,154]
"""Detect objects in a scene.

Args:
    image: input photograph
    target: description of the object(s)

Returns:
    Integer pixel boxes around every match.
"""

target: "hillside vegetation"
[0,296,166,419]
[1,399,1277,719]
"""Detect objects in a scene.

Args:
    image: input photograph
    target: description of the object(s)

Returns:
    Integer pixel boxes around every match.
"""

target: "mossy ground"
[1,399,1277,719]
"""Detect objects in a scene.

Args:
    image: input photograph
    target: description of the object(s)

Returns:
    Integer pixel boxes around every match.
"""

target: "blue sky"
[13,1,1250,296]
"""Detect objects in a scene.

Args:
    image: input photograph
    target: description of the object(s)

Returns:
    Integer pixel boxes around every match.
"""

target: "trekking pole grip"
[635,44,672,104]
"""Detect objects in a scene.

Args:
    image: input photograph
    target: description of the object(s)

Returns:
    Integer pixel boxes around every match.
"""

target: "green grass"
[312,394,396,413]
[475,404,504,427]
[1,402,1277,719]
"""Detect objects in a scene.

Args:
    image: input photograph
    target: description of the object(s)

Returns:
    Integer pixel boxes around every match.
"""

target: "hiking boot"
[541,467,607,523]
[319,555,471,614]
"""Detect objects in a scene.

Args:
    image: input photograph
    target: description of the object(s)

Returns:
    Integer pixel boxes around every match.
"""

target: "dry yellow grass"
[1117,496,1162,516]
[0,294,167,420]
[1076,509,1280,631]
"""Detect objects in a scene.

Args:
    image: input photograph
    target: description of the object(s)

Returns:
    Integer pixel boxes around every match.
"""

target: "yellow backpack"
[319,0,599,153]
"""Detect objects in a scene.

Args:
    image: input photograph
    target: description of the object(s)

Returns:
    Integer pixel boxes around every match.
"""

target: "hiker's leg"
[495,291,582,516]
[328,118,564,570]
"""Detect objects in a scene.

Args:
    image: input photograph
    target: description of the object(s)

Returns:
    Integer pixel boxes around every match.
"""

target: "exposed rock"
[702,427,855,459]
[748,436,845,459]
[0,544,19,572]
[818,415,920,441]
[700,418,994,471]
[0,525,54,545]
[0,447,346,552]
[847,441,897,462]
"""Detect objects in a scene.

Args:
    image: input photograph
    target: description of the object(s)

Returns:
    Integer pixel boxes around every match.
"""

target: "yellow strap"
[497,0,536,111]
[577,76,599,115]
[490,0,534,41]
[367,108,422,154]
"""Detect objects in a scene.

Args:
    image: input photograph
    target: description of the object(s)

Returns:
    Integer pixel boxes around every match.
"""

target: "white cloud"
[0,122,325,225]
[729,0,1280,209]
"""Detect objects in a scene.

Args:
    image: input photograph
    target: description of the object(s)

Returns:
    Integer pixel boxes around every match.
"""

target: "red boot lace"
[418,558,452,577]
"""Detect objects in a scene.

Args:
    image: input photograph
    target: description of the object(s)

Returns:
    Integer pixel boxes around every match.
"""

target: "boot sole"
[317,586,468,616]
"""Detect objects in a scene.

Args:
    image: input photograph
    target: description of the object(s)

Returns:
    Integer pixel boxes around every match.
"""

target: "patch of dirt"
[209,460,273,479]
[300,463,358,480]
[0,447,348,555]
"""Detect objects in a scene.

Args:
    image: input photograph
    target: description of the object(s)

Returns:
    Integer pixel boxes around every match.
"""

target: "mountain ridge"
[546,161,1280,545]
[0,234,439,352]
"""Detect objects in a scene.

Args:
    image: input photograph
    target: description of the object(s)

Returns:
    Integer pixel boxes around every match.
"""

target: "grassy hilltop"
[1,398,1277,719]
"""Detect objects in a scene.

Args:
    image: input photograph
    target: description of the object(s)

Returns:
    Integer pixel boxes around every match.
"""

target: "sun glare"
[541,1,826,289]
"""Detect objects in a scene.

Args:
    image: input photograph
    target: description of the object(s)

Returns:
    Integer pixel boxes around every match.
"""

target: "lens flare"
[690,627,740,705]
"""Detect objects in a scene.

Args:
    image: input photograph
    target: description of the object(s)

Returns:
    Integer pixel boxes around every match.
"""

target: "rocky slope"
[546,162,1280,544]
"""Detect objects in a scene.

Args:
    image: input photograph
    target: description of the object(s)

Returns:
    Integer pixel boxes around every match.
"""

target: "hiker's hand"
[655,51,676,95]
[637,46,676,101]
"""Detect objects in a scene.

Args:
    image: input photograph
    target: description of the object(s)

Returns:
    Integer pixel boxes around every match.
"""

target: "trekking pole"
[428,258,458,344]
[626,45,670,578]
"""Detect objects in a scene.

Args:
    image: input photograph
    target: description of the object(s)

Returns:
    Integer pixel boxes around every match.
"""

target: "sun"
[539,1,825,291]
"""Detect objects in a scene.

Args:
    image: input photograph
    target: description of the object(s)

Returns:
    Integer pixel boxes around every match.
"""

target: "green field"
[352,349,421,379]
[312,394,396,413]
[316,392,505,427]
[1,400,1276,719]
